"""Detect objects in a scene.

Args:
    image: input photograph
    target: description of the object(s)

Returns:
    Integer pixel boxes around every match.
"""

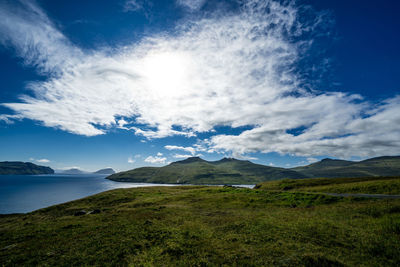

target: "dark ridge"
[0,161,54,175]
[212,157,246,164]
[310,158,353,167]
[360,156,400,162]
[173,157,205,164]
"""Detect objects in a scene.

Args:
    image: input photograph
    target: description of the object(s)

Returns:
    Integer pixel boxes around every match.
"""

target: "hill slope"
[93,168,116,175]
[0,161,54,175]
[292,156,400,178]
[107,157,306,184]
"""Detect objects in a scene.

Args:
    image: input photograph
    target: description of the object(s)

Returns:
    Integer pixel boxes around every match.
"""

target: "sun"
[141,51,190,98]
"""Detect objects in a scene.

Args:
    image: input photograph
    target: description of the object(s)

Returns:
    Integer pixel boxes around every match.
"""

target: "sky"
[0,0,399,172]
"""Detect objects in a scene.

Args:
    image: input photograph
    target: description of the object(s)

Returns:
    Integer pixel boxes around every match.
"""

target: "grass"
[256,176,400,195]
[1,182,400,266]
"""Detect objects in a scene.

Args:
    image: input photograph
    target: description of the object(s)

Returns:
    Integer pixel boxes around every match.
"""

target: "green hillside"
[255,176,400,195]
[108,156,400,185]
[0,161,54,175]
[1,182,400,266]
[107,157,306,184]
[292,156,400,178]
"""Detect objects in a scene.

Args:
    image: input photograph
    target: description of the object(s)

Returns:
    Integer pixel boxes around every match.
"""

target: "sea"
[0,174,179,214]
[0,174,255,214]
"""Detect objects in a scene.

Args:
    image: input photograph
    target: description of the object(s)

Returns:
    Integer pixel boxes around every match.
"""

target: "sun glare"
[141,52,189,97]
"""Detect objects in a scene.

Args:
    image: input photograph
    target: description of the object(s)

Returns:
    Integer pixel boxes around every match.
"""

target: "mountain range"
[107,156,400,185]
[59,168,116,175]
[291,156,400,178]
[107,157,304,184]
[0,162,116,175]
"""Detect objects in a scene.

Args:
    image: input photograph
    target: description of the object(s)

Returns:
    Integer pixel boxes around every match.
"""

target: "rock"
[74,210,87,216]
[1,244,17,251]
[87,209,101,214]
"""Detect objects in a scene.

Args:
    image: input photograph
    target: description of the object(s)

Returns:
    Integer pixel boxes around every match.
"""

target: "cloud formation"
[176,0,206,11]
[0,0,399,159]
[144,155,167,164]
[172,154,194,159]
[36,158,50,163]
[164,145,196,155]
[123,0,144,12]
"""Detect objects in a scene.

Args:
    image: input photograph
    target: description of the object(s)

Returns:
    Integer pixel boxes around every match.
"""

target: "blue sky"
[0,0,399,172]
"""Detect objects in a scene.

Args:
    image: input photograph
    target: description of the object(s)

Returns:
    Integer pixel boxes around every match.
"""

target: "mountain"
[61,168,87,175]
[292,156,400,178]
[107,156,400,184]
[107,157,306,184]
[0,161,54,175]
[94,168,115,175]
[58,168,116,175]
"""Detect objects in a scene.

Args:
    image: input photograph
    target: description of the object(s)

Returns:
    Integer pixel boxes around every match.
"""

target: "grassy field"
[1,179,400,266]
[256,176,400,195]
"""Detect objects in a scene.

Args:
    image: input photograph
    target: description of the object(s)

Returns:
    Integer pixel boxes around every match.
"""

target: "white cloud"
[0,1,81,74]
[176,0,206,11]
[59,166,81,170]
[36,158,50,163]
[144,155,167,164]
[123,0,152,19]
[231,152,258,161]
[306,157,318,163]
[157,152,163,156]
[209,96,400,159]
[123,0,143,12]
[172,154,194,159]
[128,157,135,163]
[1,0,400,159]
[164,145,196,155]
[0,114,21,124]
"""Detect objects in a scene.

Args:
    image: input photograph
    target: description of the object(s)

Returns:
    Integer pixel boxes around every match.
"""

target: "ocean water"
[0,174,179,214]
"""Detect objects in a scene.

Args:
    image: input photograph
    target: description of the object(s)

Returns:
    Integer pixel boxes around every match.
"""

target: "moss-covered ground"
[1,180,400,266]
[256,176,400,195]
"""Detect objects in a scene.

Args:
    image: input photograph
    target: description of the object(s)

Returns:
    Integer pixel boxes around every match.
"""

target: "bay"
[0,174,178,214]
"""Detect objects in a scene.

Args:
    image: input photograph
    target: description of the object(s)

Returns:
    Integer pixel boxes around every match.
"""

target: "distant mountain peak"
[61,168,86,174]
[94,168,115,174]
[221,157,235,161]
[214,157,242,163]
[318,158,350,164]
[174,157,205,164]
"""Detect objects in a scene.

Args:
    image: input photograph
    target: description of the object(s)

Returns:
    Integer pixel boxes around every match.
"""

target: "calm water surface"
[0,174,179,214]
[0,174,255,214]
